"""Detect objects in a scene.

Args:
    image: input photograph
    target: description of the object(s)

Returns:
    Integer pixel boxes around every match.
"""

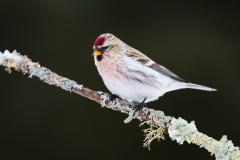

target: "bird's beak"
[92,50,101,56]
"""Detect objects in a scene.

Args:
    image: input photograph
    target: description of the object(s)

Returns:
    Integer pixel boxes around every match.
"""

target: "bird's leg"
[109,94,121,101]
[133,98,147,116]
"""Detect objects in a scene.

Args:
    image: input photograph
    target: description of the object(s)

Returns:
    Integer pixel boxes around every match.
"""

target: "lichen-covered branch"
[0,50,239,160]
[168,118,240,160]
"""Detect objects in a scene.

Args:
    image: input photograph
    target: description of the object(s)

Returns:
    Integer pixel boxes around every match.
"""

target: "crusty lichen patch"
[168,117,240,160]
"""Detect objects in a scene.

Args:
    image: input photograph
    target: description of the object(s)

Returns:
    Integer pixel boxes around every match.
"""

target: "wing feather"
[125,48,189,83]
[148,63,189,83]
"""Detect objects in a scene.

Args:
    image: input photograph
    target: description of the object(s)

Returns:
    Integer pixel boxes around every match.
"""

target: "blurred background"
[0,1,239,160]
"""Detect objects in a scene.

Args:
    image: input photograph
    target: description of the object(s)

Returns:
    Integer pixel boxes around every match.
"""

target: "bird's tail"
[184,83,216,91]
[171,83,217,92]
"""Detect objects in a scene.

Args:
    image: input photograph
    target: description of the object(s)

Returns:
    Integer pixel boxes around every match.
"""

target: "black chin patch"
[97,55,103,61]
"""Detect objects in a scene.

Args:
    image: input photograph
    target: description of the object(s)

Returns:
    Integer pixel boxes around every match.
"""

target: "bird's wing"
[126,48,189,83]
[147,63,189,83]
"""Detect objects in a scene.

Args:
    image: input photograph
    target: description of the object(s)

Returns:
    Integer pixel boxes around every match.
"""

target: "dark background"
[0,1,239,160]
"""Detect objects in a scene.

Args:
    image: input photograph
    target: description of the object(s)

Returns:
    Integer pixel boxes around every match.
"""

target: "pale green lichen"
[0,50,22,73]
[215,136,240,160]
[168,117,240,160]
[0,50,23,64]
[0,50,83,92]
[27,65,83,92]
[168,117,197,144]
[140,122,165,150]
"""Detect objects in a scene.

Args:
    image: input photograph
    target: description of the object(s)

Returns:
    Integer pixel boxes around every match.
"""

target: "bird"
[92,33,216,110]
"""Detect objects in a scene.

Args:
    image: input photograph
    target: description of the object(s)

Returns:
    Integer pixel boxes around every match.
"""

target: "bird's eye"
[99,46,109,52]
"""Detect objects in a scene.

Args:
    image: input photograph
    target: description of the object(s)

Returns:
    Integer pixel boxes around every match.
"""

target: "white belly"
[94,56,174,103]
[97,65,168,103]
[102,76,164,102]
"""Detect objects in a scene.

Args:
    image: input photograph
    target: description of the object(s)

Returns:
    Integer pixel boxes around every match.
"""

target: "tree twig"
[0,50,239,160]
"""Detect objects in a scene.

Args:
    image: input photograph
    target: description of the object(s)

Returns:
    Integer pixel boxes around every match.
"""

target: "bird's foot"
[133,98,147,116]
[109,94,121,101]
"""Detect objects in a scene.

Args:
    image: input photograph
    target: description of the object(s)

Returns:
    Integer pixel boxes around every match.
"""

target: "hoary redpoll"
[92,33,216,107]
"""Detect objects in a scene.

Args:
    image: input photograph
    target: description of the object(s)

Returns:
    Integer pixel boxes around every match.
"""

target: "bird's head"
[92,33,124,62]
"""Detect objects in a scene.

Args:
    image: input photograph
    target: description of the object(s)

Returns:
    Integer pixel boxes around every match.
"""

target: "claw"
[133,98,147,116]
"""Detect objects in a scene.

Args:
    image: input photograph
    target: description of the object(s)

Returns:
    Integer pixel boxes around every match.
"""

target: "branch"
[0,50,239,160]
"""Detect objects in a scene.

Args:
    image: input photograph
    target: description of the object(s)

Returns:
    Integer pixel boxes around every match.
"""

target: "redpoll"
[92,33,216,105]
